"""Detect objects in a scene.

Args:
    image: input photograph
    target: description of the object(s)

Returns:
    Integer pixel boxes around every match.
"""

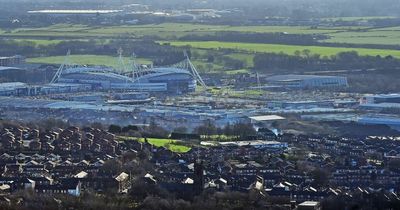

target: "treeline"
[180,32,326,46]
[253,50,400,72]
[194,121,257,140]
[179,31,400,50]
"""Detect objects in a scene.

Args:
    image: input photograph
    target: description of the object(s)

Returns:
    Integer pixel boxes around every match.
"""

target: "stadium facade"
[51,52,206,95]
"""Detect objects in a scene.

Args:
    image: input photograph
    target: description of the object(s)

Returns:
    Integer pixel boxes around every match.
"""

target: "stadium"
[51,52,206,94]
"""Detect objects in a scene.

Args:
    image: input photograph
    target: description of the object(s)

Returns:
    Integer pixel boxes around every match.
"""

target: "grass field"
[322,30,400,45]
[12,39,64,46]
[118,136,191,153]
[1,23,367,39]
[138,138,191,153]
[163,41,400,58]
[27,55,152,68]
[322,16,397,22]
[1,23,400,49]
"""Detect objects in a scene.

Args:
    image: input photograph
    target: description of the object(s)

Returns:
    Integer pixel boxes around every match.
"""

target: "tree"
[232,123,256,139]
[173,126,188,134]
[311,168,329,187]
[195,120,217,136]
[388,159,400,172]
[101,159,122,175]
[108,124,122,133]
[121,125,139,133]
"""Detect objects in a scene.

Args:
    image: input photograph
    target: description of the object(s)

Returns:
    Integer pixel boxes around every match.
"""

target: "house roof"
[74,171,88,179]
[115,172,129,182]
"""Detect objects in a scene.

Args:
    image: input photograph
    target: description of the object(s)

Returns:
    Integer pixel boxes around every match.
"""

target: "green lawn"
[163,41,400,58]
[27,55,152,69]
[138,138,191,153]
[118,136,191,153]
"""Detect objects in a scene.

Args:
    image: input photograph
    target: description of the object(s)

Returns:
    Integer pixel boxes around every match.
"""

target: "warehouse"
[361,94,400,104]
[266,74,348,89]
[0,55,25,66]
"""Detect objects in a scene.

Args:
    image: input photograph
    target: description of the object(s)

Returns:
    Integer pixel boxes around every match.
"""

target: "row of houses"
[0,125,130,197]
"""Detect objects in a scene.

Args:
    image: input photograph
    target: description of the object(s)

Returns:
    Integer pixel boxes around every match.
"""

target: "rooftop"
[0,82,27,90]
[266,74,345,82]
[249,115,286,121]
[219,140,287,147]
[298,201,320,207]
[28,10,122,14]
[367,94,400,99]
[0,67,24,72]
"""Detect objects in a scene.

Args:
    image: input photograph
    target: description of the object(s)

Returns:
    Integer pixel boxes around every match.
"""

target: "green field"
[0,23,367,39]
[27,55,152,69]
[118,136,191,153]
[138,138,191,153]
[2,22,400,50]
[12,39,65,46]
[322,30,400,45]
[163,41,400,58]
[322,16,397,22]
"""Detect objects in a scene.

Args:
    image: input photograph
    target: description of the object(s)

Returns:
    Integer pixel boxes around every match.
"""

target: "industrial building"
[0,82,91,96]
[219,140,288,149]
[358,115,400,131]
[361,94,400,104]
[359,94,400,112]
[0,55,25,66]
[266,74,348,89]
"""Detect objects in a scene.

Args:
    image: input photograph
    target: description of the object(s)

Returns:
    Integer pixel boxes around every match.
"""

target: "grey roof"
[368,94,400,99]
[266,74,346,82]
[0,66,23,71]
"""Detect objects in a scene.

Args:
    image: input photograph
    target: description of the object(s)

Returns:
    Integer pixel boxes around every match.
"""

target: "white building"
[266,74,348,89]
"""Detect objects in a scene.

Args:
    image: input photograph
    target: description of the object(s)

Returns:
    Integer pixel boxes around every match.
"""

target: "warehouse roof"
[0,66,24,72]
[266,74,346,82]
[0,82,27,90]
[249,115,285,121]
[368,94,400,99]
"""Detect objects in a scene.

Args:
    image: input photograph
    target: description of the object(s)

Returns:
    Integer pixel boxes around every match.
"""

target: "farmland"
[3,23,348,37]
[0,23,395,47]
[4,22,400,73]
[27,55,152,69]
[118,136,191,153]
[162,41,400,58]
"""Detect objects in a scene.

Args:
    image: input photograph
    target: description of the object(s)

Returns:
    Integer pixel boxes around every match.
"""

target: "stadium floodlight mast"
[129,51,143,91]
[182,51,207,89]
[50,50,72,84]
[117,47,128,74]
